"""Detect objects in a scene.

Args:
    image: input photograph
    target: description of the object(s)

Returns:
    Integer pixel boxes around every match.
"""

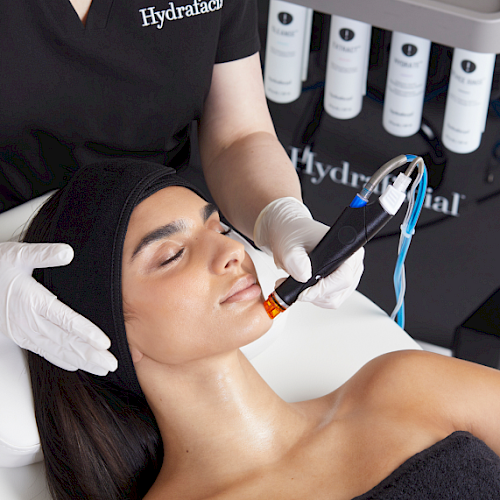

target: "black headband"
[41,159,204,397]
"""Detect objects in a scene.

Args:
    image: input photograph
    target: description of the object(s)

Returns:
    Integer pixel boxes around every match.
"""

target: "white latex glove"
[253,197,365,309]
[0,242,118,375]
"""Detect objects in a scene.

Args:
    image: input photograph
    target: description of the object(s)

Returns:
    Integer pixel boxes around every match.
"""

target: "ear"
[129,344,144,364]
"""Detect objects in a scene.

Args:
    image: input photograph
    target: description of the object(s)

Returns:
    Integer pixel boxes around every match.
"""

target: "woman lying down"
[24,159,500,500]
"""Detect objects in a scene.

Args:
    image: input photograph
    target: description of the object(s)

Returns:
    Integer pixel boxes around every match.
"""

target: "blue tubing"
[393,164,428,329]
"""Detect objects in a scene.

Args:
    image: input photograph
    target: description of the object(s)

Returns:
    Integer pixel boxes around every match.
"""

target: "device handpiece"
[263,200,393,319]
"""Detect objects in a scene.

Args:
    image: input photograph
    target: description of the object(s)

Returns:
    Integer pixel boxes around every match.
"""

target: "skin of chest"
[211,395,447,500]
[146,352,454,500]
[69,0,92,24]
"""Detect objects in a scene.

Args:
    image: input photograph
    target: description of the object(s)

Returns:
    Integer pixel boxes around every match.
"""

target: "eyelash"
[159,248,184,267]
[158,228,231,267]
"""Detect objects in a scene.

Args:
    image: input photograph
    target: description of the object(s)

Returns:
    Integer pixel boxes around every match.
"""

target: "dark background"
[256,0,500,349]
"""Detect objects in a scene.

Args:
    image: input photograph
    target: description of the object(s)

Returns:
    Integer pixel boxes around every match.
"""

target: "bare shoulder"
[342,349,500,455]
[346,349,498,411]
[332,350,442,424]
[350,349,454,402]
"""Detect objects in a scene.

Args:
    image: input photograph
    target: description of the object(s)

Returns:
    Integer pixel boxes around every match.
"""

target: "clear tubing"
[391,161,427,328]
[390,183,417,323]
[391,239,409,325]
[360,154,408,201]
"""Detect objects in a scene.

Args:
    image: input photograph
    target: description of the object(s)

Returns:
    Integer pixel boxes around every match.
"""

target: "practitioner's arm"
[199,53,364,309]
[199,52,300,239]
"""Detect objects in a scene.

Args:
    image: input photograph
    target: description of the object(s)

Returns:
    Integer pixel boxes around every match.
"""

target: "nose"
[210,231,246,275]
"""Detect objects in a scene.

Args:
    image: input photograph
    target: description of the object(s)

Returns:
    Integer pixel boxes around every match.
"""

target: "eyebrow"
[130,202,219,260]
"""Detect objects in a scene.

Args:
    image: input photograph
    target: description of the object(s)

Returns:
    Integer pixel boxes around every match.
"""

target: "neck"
[69,0,92,25]
[137,350,312,494]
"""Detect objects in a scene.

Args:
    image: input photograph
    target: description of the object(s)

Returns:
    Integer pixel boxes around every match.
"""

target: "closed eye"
[160,248,185,267]
[158,226,229,267]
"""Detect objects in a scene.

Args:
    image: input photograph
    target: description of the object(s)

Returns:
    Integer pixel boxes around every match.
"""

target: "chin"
[236,300,274,345]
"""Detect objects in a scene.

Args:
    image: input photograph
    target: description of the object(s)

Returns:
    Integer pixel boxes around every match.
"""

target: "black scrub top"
[0,0,260,212]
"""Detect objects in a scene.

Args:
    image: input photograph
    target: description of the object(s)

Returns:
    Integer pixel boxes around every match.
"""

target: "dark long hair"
[24,191,163,500]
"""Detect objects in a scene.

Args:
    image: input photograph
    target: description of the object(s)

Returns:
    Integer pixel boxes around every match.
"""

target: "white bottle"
[382,32,431,137]
[442,49,496,154]
[324,15,372,120]
[264,0,313,104]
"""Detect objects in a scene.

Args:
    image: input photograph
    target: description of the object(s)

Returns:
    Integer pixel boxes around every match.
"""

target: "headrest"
[0,334,42,467]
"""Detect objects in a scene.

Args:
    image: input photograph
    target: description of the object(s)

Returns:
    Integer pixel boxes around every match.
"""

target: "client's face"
[122,186,272,365]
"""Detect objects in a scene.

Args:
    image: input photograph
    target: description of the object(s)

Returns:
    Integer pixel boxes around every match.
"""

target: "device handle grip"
[275,202,393,306]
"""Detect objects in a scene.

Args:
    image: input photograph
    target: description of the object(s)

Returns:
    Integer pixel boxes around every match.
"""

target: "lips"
[221,274,261,304]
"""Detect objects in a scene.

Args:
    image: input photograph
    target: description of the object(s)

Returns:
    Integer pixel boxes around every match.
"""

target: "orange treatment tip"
[263,292,287,319]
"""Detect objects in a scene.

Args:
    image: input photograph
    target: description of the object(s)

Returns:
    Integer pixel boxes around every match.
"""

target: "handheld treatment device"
[264,154,427,328]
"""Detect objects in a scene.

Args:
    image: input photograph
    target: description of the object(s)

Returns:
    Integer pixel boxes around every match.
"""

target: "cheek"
[123,259,273,364]
[128,268,206,316]
[124,271,219,363]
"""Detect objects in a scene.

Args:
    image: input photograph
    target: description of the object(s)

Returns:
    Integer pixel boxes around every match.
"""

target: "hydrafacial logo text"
[139,0,223,28]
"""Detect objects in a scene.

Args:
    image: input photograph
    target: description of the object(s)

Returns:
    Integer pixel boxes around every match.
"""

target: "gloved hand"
[253,197,364,309]
[0,242,118,375]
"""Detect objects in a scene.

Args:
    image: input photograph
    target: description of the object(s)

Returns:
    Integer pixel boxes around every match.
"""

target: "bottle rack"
[287,0,500,53]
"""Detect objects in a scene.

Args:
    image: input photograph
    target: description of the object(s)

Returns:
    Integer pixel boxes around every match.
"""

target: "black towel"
[353,431,500,499]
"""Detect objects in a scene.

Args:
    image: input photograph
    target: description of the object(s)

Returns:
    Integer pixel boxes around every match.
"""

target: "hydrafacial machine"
[0,190,421,499]
[262,0,500,353]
